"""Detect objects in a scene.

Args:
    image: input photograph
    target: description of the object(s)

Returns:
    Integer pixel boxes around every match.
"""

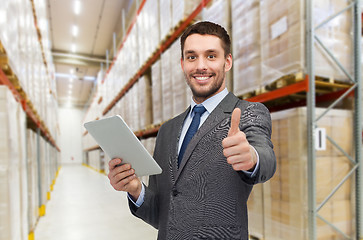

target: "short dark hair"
[180,21,231,59]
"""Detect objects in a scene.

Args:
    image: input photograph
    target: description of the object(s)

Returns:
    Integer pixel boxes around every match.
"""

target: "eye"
[207,55,216,59]
[187,55,196,60]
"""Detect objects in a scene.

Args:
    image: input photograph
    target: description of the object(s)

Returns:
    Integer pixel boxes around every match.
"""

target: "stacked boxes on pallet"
[138,75,152,130]
[248,107,354,240]
[0,86,27,240]
[138,0,160,67]
[232,0,353,96]
[26,130,38,234]
[152,59,163,125]
[232,0,261,96]
[161,49,174,121]
[172,1,200,28]
[202,0,230,32]
[170,39,190,117]
[260,0,352,84]
[159,0,172,42]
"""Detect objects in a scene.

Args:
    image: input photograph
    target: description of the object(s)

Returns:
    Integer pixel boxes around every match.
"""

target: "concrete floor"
[34,164,158,240]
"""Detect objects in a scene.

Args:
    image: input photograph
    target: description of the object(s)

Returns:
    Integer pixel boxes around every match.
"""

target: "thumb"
[228,108,241,136]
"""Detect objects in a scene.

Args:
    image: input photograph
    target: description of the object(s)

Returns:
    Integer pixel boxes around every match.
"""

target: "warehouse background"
[0,0,362,240]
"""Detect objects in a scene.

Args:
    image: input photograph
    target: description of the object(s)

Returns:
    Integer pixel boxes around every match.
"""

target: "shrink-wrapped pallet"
[172,1,200,29]
[161,50,173,121]
[202,0,230,30]
[138,75,152,130]
[26,130,39,232]
[152,59,163,125]
[130,83,140,131]
[0,86,27,240]
[232,0,261,96]
[123,90,131,128]
[170,39,188,117]
[121,25,139,85]
[159,0,172,42]
[138,0,160,66]
[260,0,352,85]
[248,107,354,240]
[38,138,48,213]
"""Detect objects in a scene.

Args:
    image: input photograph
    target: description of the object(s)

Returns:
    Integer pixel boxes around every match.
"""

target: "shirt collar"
[190,88,229,114]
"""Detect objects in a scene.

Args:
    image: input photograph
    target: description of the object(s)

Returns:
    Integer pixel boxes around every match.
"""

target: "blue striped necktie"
[178,105,206,167]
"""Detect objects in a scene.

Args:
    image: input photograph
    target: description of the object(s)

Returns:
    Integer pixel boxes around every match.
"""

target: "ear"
[180,57,184,71]
[224,53,232,72]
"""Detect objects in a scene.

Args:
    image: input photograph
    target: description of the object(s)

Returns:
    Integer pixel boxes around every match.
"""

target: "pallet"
[240,72,353,101]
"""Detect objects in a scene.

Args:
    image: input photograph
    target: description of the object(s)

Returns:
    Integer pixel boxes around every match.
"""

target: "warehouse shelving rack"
[0,1,61,237]
[305,0,362,239]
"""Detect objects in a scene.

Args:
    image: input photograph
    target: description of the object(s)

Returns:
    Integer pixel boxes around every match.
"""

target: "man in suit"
[108,21,276,239]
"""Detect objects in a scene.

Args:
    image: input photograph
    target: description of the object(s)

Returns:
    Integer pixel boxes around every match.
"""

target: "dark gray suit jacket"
[129,92,276,239]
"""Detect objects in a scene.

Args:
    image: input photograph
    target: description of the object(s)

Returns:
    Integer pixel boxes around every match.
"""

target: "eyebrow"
[184,49,218,55]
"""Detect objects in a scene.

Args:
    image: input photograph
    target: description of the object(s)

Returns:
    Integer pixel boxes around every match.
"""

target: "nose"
[196,57,207,71]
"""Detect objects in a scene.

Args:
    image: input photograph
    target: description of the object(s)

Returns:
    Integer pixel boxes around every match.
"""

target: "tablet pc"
[84,115,162,177]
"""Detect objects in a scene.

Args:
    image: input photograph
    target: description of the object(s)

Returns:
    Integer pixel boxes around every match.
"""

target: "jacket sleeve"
[128,174,159,229]
[238,102,276,185]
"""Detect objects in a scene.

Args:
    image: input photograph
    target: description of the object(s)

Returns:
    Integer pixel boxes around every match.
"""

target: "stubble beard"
[185,70,225,102]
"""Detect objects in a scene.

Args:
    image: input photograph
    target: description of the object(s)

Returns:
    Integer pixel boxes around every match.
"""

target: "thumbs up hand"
[222,108,257,172]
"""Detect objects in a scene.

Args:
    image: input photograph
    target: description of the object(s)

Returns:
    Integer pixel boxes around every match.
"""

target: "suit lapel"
[175,93,239,181]
[169,107,191,183]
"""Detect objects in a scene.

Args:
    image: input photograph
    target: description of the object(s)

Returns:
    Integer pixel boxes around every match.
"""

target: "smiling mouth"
[195,76,211,81]
[193,74,214,83]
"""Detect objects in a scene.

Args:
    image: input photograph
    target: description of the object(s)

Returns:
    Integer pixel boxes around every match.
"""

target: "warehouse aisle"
[34,164,158,240]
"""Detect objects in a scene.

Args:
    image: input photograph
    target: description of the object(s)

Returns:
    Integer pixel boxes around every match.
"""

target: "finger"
[223,144,249,159]
[109,168,134,186]
[109,163,132,179]
[228,108,241,136]
[114,173,137,191]
[109,158,122,169]
[230,161,254,171]
[222,131,247,148]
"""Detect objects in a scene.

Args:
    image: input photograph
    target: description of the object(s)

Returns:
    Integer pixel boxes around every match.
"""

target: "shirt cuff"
[242,145,260,178]
[127,183,145,208]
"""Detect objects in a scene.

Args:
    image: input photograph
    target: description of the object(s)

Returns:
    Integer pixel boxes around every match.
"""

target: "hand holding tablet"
[84,115,162,177]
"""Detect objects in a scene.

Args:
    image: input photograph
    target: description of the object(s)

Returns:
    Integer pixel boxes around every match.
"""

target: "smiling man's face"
[181,34,232,104]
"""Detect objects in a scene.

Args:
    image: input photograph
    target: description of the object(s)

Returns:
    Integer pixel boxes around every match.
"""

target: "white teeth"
[195,76,210,81]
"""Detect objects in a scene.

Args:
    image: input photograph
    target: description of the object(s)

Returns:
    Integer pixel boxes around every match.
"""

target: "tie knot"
[193,105,206,115]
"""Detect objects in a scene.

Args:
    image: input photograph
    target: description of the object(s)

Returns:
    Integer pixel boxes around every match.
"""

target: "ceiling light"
[72,25,78,37]
[74,1,81,15]
[83,76,96,81]
[71,44,76,53]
